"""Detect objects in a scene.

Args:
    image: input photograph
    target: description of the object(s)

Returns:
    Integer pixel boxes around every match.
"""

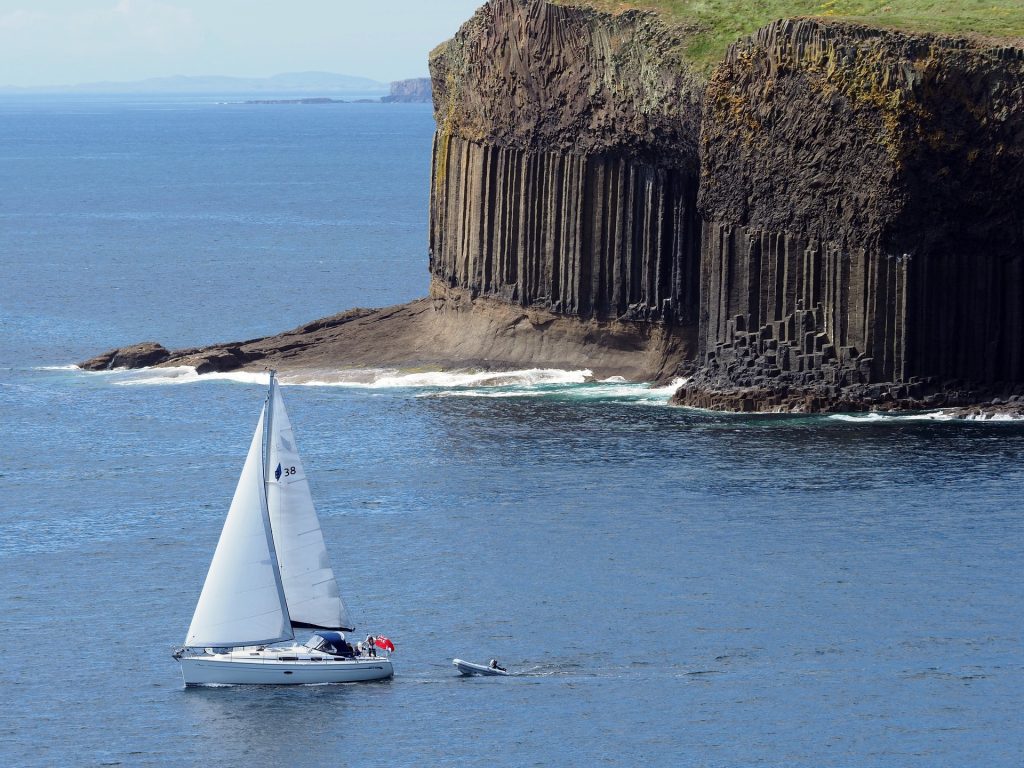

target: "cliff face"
[428,0,703,329]
[684,19,1024,408]
[81,2,1024,413]
[382,78,433,103]
[430,3,1023,409]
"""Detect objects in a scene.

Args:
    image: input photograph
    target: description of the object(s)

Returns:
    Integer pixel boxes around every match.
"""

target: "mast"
[261,370,293,634]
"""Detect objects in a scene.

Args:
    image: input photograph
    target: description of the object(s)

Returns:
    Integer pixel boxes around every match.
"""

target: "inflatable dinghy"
[453,658,510,676]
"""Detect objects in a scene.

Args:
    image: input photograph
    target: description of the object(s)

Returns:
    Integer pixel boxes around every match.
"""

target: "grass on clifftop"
[561,1,1024,70]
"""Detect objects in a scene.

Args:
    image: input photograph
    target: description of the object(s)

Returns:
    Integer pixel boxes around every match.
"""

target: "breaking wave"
[78,366,271,387]
[422,376,687,404]
[69,364,687,405]
[828,411,1024,423]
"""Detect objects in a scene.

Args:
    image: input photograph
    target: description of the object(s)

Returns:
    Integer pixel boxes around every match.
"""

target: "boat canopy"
[306,631,350,655]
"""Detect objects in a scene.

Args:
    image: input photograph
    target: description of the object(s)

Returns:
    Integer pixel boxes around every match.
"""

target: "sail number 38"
[283,466,297,476]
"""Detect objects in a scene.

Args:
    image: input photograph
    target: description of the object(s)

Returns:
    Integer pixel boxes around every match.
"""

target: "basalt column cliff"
[428,0,704,346]
[432,3,1023,411]
[79,0,1024,412]
[677,19,1024,411]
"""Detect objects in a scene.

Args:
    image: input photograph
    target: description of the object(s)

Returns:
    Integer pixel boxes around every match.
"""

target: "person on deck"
[364,635,377,657]
[335,634,355,657]
[488,659,506,672]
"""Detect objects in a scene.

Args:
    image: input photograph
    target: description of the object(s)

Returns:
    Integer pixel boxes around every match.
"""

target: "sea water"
[1,96,1022,768]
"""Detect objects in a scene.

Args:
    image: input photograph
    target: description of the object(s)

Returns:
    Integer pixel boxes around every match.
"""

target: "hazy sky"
[0,0,484,86]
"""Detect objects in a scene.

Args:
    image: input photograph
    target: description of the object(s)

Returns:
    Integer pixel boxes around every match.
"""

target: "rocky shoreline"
[670,375,1024,418]
[79,285,690,383]
[78,322,1024,419]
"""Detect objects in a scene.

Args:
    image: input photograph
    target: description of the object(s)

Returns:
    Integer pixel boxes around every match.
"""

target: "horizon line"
[0,70,431,92]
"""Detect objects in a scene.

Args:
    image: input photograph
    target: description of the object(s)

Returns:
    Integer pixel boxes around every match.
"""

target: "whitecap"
[73,364,690,405]
[964,411,1024,422]
[828,409,1023,423]
[87,365,596,390]
[828,411,955,422]
[900,411,961,421]
[420,375,686,405]
[107,366,269,387]
[299,367,594,388]
[827,412,892,422]
[646,377,689,397]
[364,368,592,389]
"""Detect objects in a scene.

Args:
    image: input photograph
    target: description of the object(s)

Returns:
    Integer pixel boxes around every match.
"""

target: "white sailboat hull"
[180,655,393,686]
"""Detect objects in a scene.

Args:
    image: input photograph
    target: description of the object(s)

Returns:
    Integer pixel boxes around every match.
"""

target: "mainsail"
[265,377,354,631]
[185,405,293,647]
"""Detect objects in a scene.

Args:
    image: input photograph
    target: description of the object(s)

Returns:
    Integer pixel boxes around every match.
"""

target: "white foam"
[647,377,689,396]
[964,411,1024,422]
[828,411,955,422]
[828,409,1024,423]
[901,411,960,421]
[828,412,891,422]
[104,366,270,387]
[74,365,689,405]
[298,367,595,388]
[422,375,686,405]
[363,368,592,389]
[86,365,597,390]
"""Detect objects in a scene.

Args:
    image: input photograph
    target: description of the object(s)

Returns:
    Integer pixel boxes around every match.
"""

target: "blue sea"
[1,95,1022,768]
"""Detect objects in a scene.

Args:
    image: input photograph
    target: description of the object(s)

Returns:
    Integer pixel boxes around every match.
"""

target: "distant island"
[0,71,388,95]
[381,78,432,103]
[242,97,360,105]
[242,79,432,105]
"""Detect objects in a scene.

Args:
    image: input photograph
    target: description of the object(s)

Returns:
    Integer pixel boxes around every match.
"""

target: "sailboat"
[174,371,394,685]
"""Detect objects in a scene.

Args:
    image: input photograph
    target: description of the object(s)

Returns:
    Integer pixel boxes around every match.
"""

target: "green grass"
[557,1,1024,70]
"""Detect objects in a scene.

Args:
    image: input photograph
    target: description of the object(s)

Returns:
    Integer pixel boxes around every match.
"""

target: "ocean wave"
[964,411,1024,422]
[73,364,687,404]
[81,365,593,389]
[424,376,688,404]
[828,412,901,422]
[829,410,1024,423]
[311,368,594,389]
[96,366,271,387]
